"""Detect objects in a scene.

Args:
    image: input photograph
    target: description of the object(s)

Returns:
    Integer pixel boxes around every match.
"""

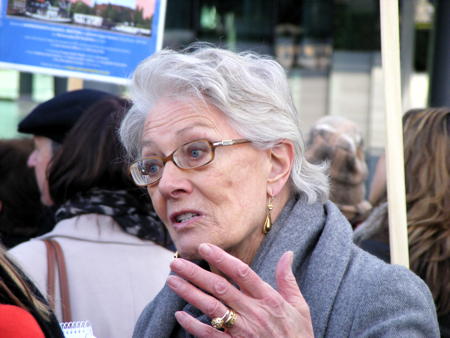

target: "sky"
[95,0,135,10]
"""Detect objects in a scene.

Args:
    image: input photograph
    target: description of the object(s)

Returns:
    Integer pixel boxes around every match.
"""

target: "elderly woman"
[120,45,439,337]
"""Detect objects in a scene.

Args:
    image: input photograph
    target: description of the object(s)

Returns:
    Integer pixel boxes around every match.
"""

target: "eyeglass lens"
[131,140,214,186]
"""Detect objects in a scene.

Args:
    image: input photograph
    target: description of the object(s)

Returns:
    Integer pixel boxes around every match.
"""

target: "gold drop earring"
[263,197,273,234]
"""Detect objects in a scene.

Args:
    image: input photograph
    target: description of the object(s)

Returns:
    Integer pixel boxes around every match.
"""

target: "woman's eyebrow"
[141,139,155,149]
[141,121,217,156]
[142,125,212,149]
[141,140,155,152]
[175,121,215,137]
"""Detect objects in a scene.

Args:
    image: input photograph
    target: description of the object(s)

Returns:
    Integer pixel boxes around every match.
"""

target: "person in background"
[305,115,372,227]
[367,151,386,208]
[16,89,113,207]
[0,138,53,248]
[0,247,64,337]
[120,45,439,337]
[354,107,450,335]
[10,93,173,338]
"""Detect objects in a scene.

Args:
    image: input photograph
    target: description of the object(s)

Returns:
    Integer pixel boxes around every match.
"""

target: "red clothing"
[0,304,45,338]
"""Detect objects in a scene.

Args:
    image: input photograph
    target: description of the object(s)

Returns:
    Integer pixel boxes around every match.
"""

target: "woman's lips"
[170,211,202,231]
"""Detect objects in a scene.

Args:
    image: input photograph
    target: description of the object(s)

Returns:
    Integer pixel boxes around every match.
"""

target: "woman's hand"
[166,243,314,338]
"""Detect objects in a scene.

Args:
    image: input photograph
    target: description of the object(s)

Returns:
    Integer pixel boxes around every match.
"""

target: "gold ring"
[211,310,230,329]
[223,309,237,328]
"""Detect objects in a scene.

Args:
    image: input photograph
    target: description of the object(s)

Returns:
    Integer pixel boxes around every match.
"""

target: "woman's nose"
[157,161,192,198]
[27,151,37,167]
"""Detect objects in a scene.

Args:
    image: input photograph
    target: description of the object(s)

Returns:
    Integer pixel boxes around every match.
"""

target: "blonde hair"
[403,108,450,315]
[0,248,51,321]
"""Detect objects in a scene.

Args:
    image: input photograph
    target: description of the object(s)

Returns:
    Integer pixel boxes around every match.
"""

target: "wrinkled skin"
[167,243,314,338]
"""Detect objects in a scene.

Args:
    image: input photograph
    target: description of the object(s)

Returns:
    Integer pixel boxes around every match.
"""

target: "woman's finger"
[275,251,307,308]
[170,258,250,313]
[197,243,274,299]
[275,251,313,336]
[168,276,250,337]
[174,311,230,338]
[167,275,230,320]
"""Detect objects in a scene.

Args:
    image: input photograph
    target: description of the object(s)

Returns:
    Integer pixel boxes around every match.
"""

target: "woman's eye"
[190,149,202,158]
[184,142,209,159]
[148,164,160,174]
[140,161,160,175]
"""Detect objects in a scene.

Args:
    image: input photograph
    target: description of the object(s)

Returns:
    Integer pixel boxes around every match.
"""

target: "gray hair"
[119,44,329,203]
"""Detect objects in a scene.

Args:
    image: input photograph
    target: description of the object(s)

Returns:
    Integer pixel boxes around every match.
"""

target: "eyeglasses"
[130,138,251,186]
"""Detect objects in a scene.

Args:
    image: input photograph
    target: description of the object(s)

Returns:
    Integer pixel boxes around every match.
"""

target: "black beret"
[18,89,114,143]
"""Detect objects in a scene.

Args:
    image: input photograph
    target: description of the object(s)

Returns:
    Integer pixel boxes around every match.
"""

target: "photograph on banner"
[0,0,166,83]
[7,0,152,36]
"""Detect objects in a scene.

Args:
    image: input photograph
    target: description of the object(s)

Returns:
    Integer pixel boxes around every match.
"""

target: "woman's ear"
[267,140,295,197]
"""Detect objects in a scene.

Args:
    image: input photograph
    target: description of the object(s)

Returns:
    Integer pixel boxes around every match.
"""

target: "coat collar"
[135,197,354,337]
[38,214,154,246]
[250,197,353,337]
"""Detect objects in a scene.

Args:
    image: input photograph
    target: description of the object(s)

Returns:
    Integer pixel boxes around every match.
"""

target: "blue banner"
[0,0,165,84]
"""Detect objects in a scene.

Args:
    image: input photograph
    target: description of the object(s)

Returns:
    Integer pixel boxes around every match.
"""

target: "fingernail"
[199,243,212,257]
[167,276,181,289]
[175,311,187,323]
[285,251,295,282]
[171,258,184,271]
[287,251,294,267]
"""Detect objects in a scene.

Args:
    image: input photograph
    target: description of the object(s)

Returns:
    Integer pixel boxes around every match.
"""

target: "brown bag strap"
[44,239,72,322]
[44,240,56,310]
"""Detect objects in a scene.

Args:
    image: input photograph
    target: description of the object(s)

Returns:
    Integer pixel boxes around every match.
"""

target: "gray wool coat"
[133,197,440,337]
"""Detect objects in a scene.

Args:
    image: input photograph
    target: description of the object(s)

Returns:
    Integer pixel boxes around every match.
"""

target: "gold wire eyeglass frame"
[129,138,250,186]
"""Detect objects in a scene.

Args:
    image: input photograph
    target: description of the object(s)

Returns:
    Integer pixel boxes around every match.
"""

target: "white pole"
[156,0,167,51]
[379,0,409,268]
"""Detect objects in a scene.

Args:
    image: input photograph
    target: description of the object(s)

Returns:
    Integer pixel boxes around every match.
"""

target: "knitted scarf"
[54,188,173,249]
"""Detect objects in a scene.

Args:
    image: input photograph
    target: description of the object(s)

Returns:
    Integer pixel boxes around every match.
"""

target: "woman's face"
[27,136,54,206]
[141,98,271,260]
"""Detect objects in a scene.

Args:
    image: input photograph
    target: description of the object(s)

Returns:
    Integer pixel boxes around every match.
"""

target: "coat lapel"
[250,199,353,337]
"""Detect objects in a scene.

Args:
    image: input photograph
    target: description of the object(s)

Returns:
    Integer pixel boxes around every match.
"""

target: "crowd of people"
[0,44,448,337]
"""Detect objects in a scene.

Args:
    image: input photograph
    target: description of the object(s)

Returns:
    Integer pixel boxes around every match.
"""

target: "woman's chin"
[175,244,202,260]
[174,237,206,260]
[178,250,201,260]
